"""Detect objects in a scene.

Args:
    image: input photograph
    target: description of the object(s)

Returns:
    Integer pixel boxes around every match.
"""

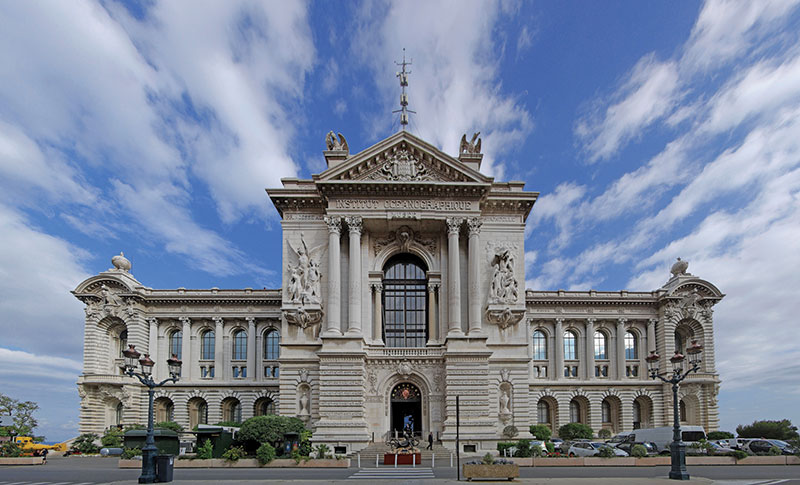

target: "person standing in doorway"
[427,432,433,450]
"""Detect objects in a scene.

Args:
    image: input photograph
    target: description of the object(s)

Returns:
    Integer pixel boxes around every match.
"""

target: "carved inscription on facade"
[334,199,473,211]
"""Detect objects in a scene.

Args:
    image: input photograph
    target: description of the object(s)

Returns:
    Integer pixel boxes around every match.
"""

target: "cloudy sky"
[1,0,799,442]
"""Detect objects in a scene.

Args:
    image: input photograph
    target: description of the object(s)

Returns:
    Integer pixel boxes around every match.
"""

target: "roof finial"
[393,48,415,130]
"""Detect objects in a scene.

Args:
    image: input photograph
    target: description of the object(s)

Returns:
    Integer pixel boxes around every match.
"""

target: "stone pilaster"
[246,317,256,380]
[616,318,626,380]
[446,217,463,336]
[345,216,362,336]
[179,317,191,381]
[371,283,383,345]
[585,318,595,380]
[213,317,223,381]
[428,283,439,342]
[467,217,482,335]
[147,317,159,378]
[554,318,564,381]
[324,216,342,336]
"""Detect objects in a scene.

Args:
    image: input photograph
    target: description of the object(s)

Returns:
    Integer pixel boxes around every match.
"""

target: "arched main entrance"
[391,382,422,437]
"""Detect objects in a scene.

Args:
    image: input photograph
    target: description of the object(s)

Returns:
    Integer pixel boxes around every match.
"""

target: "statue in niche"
[286,234,326,305]
[325,131,349,153]
[499,388,511,414]
[489,249,518,304]
[299,387,310,416]
[460,132,482,154]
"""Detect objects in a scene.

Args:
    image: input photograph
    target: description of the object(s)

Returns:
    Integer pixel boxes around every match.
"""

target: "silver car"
[568,441,629,457]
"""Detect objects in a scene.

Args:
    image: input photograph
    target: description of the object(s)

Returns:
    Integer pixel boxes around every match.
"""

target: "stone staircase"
[351,442,453,467]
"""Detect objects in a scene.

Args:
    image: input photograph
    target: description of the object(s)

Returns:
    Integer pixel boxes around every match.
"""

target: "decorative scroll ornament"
[372,225,437,256]
[283,307,323,329]
[325,131,349,153]
[375,149,429,181]
[460,132,482,155]
[486,306,526,329]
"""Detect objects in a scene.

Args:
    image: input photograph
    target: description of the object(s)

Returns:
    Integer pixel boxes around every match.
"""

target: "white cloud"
[352,0,533,178]
[576,56,680,162]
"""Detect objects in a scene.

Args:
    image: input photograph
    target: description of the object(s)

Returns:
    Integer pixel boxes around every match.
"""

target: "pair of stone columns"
[446,217,483,337]
[323,215,363,336]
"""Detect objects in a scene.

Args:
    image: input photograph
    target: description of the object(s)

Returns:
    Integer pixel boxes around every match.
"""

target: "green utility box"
[193,427,234,458]
[123,429,180,456]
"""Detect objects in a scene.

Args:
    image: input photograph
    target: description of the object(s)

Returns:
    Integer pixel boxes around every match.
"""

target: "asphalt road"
[1,456,799,484]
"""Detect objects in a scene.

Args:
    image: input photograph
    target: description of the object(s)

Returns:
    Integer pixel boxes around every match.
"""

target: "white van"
[628,426,706,453]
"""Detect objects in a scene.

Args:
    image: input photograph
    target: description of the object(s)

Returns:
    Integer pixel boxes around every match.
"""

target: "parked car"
[740,439,797,455]
[625,426,707,454]
[568,442,629,457]
[615,441,658,456]
[608,431,633,444]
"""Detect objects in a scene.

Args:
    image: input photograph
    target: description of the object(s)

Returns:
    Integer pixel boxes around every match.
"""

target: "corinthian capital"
[467,217,482,236]
[324,216,342,235]
[345,216,362,235]
[446,217,463,235]
[212,316,224,327]
[179,316,191,326]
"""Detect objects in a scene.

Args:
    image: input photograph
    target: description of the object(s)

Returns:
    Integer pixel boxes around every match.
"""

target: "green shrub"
[514,439,532,458]
[598,446,615,458]
[631,444,648,458]
[101,428,124,447]
[70,433,100,454]
[314,443,330,459]
[196,439,213,459]
[298,439,312,457]
[529,424,552,441]
[222,445,246,462]
[730,450,748,460]
[215,421,242,428]
[124,424,145,431]
[256,442,276,465]
[0,441,22,457]
[707,431,735,440]
[120,447,141,459]
[558,422,593,441]
[598,428,612,439]
[497,441,516,456]
[237,415,307,449]
[502,425,519,439]
[482,452,495,465]
[767,446,782,456]
[545,441,555,454]
[155,421,183,433]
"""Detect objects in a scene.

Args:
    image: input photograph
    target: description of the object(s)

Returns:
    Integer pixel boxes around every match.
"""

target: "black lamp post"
[646,339,703,481]
[122,344,182,484]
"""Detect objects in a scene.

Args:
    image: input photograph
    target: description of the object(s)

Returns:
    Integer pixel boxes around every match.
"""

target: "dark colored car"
[615,441,658,456]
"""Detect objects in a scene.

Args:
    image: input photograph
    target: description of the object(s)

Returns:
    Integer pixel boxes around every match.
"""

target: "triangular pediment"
[315,131,492,184]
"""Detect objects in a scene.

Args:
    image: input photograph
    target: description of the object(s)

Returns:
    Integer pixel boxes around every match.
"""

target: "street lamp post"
[122,344,182,484]
[646,340,703,481]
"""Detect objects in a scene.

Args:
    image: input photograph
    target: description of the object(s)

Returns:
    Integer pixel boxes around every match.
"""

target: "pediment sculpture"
[325,131,349,153]
[460,132,482,155]
[367,149,431,181]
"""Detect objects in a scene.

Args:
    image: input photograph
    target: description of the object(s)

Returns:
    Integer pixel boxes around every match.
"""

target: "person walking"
[42,448,48,464]
[427,432,433,450]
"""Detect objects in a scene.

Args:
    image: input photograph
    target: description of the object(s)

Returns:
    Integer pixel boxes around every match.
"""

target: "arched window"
[201,330,215,360]
[537,400,550,424]
[625,331,638,360]
[569,399,581,423]
[679,399,687,422]
[222,398,242,423]
[674,330,684,354]
[383,255,428,348]
[255,397,276,416]
[532,330,547,360]
[169,330,182,360]
[602,400,611,423]
[115,402,123,425]
[233,330,247,360]
[633,400,641,428]
[594,331,607,359]
[264,329,280,360]
[188,398,208,429]
[155,397,174,422]
[564,331,577,360]
[119,330,128,357]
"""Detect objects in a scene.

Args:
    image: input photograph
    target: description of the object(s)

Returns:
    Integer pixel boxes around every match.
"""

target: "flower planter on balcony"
[463,463,519,481]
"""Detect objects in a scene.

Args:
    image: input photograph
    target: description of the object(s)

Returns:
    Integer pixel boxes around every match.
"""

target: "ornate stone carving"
[299,368,309,383]
[325,131,349,153]
[345,216,362,235]
[500,368,510,383]
[467,217,482,235]
[374,149,429,181]
[489,248,518,304]
[460,132,482,154]
[664,288,707,322]
[111,252,131,272]
[670,257,690,278]
[486,307,525,329]
[283,307,324,329]
[446,217,463,235]
[397,360,413,378]
[372,225,437,256]
[499,388,511,414]
[287,233,326,305]
[323,215,342,235]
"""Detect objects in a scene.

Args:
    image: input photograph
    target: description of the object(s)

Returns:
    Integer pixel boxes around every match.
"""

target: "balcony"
[366,347,446,358]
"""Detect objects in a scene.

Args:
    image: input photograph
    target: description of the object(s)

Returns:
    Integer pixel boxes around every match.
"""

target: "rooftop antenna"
[393,48,415,130]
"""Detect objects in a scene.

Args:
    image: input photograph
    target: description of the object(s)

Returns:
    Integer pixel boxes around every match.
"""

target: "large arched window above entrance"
[383,255,428,348]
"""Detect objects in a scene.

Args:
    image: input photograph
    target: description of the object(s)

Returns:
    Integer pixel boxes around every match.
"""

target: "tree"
[529,424,552,441]
[558,422,593,441]
[736,419,799,440]
[237,415,307,451]
[707,431,735,440]
[0,392,40,438]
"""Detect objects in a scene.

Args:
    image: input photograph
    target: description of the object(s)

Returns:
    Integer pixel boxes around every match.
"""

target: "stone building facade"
[74,131,723,453]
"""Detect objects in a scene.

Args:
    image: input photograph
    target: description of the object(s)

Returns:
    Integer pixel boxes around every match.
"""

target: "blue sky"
[1,0,799,442]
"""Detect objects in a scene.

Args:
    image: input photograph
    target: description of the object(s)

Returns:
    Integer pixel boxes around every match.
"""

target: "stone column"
[345,216,363,336]
[324,216,342,336]
[213,317,224,381]
[647,318,657,353]
[371,283,383,345]
[446,217,464,336]
[554,318,564,381]
[428,283,439,342]
[246,317,256,381]
[179,317,191,381]
[585,318,595,380]
[466,217,482,335]
[616,318,627,379]
[147,317,159,379]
